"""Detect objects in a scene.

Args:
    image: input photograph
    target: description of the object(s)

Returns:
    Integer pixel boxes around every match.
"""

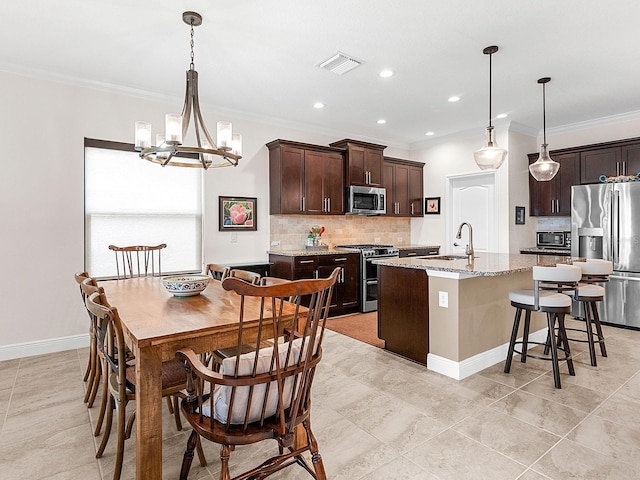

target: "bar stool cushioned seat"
[505,265,582,389]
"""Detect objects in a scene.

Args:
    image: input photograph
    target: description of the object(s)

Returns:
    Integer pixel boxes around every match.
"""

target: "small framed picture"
[515,206,525,225]
[219,196,257,231]
[425,197,441,215]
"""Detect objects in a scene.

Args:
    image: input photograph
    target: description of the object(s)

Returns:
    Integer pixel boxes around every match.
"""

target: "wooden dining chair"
[85,289,205,480]
[75,272,101,406]
[108,243,167,279]
[176,267,340,480]
[205,263,230,280]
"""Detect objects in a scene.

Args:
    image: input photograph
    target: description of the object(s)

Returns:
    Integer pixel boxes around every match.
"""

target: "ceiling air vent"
[317,52,363,75]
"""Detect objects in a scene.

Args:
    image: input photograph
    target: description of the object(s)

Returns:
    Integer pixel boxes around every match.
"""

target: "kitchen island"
[375,253,576,380]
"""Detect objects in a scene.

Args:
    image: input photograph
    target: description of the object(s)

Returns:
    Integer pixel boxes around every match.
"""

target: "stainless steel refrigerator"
[571,183,640,329]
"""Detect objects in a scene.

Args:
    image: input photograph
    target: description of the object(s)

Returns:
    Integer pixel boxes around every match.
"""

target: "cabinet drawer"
[399,247,440,258]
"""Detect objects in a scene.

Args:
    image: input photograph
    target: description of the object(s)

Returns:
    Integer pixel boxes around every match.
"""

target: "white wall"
[0,70,409,358]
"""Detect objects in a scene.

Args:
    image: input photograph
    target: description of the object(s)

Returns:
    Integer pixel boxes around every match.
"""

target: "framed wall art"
[219,196,257,231]
[425,197,441,215]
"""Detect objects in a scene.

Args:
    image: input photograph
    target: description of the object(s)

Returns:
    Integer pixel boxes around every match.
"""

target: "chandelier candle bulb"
[165,114,182,144]
[232,133,242,156]
[156,134,168,160]
[217,121,232,150]
[134,121,151,150]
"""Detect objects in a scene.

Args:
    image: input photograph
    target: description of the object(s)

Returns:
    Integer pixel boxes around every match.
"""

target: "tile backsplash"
[269,215,411,250]
[536,216,571,231]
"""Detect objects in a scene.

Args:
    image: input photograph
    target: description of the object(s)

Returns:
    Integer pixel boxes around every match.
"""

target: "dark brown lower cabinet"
[269,253,359,316]
[377,265,429,365]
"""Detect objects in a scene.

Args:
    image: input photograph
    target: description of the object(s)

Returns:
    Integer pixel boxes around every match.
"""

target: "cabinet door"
[622,144,640,176]
[408,165,424,216]
[382,163,395,215]
[394,164,410,216]
[347,145,366,185]
[318,253,359,314]
[323,152,344,214]
[580,147,621,184]
[529,153,556,216]
[304,151,326,214]
[555,152,579,215]
[293,256,318,279]
[279,147,305,213]
[365,148,383,185]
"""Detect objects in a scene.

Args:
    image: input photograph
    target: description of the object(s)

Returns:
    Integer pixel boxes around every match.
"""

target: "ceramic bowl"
[162,275,210,297]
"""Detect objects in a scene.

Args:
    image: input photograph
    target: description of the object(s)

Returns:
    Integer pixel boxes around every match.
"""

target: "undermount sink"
[418,255,473,260]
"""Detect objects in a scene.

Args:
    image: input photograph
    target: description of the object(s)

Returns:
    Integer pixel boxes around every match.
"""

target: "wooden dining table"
[101,276,297,480]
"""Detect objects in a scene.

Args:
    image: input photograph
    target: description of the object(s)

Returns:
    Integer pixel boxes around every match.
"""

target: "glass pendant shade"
[529,144,559,181]
[165,114,182,144]
[474,126,507,170]
[217,121,232,150]
[134,121,152,150]
[231,133,242,156]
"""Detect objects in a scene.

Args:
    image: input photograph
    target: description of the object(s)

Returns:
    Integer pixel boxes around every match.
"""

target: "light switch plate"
[438,291,448,308]
[231,232,238,243]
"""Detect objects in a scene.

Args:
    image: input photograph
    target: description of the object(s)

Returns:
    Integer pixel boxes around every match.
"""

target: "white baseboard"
[0,333,89,361]
[427,328,548,380]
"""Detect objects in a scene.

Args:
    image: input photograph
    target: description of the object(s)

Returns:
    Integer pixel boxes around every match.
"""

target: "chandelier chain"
[189,22,195,70]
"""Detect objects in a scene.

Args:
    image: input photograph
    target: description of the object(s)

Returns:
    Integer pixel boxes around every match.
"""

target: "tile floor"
[1,318,639,479]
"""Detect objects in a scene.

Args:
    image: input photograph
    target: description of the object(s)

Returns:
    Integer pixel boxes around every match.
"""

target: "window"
[84,139,202,278]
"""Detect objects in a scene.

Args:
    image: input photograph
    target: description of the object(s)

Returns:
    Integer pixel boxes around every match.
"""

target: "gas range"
[336,244,400,312]
[336,244,399,258]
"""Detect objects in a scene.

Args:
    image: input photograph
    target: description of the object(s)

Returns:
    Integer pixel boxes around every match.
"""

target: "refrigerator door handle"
[611,189,619,265]
[609,274,640,282]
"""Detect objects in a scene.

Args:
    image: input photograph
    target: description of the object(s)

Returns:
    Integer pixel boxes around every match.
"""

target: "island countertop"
[374,252,579,277]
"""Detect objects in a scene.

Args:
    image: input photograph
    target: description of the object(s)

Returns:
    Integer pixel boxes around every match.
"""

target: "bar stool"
[505,265,582,388]
[557,259,613,366]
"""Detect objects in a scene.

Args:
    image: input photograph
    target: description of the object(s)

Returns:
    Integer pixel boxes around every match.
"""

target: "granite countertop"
[374,252,581,277]
[395,244,440,250]
[267,247,360,256]
[519,247,572,255]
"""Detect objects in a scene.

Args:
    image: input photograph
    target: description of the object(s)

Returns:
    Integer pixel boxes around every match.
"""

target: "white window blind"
[84,143,203,279]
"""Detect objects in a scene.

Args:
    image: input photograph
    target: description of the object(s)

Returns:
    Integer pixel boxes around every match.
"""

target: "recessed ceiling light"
[496,113,507,119]
[379,69,395,78]
[448,96,461,102]
[377,119,386,124]
[425,131,435,136]
[313,102,325,109]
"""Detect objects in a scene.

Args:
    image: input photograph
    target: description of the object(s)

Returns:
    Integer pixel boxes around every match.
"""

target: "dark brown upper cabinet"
[383,157,424,217]
[329,139,386,187]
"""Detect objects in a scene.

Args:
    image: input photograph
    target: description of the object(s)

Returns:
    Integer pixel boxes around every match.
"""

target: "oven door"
[362,254,398,312]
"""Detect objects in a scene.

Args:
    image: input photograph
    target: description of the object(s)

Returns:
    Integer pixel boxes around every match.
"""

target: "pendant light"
[529,77,559,181]
[474,45,507,170]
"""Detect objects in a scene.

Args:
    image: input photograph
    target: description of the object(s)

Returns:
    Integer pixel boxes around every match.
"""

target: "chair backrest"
[85,290,127,395]
[177,267,340,436]
[206,263,230,280]
[108,244,167,280]
[533,265,581,308]
[228,268,261,285]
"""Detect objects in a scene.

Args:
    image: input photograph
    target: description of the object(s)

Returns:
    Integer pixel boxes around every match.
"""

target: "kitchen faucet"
[454,222,474,261]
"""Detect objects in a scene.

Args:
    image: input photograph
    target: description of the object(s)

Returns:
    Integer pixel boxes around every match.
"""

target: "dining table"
[101,275,298,480]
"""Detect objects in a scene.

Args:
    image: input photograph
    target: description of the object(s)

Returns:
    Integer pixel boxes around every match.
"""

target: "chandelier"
[134,11,241,169]
[529,77,559,181]
[474,45,507,170]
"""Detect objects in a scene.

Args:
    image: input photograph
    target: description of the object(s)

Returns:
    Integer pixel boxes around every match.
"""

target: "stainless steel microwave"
[346,185,386,215]
[536,231,571,249]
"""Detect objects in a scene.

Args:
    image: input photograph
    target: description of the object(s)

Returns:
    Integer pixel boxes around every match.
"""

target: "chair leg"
[219,444,232,480]
[592,301,607,357]
[304,419,327,480]
[521,310,531,362]
[179,429,198,480]
[172,395,182,431]
[84,339,97,403]
[547,313,562,389]
[94,359,110,436]
[556,313,575,376]
[196,435,207,467]
[166,396,174,414]
[86,359,101,408]
[504,307,522,373]
[583,300,598,366]
[114,398,127,480]
[96,395,114,458]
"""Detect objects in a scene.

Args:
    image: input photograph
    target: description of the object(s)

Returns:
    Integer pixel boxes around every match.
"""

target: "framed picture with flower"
[218,196,257,231]
[425,197,440,215]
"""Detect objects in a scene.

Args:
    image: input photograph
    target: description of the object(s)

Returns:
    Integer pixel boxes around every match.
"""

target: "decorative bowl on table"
[162,275,210,297]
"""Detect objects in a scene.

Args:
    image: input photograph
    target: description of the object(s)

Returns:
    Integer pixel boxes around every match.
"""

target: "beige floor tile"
[532,438,640,480]
[358,456,437,479]
[516,469,552,480]
[453,407,561,466]
[566,414,640,465]
[404,428,526,480]
[592,389,640,426]
[521,373,609,413]
[490,389,587,437]
[0,359,19,391]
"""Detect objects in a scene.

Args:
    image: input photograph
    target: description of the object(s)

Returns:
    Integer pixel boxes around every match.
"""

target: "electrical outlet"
[231,232,238,243]
[374,237,381,243]
[438,291,449,308]
[270,240,280,247]
[397,236,403,243]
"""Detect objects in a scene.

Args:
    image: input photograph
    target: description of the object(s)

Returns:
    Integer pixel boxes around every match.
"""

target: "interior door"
[448,172,498,255]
